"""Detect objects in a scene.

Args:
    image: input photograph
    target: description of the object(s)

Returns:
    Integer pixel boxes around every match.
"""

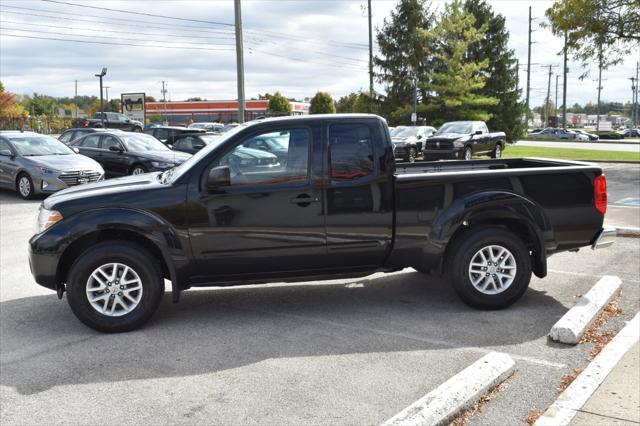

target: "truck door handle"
[290,194,319,207]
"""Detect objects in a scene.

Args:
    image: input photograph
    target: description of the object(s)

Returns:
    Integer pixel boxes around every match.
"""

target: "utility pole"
[554,75,559,118]
[635,61,639,127]
[104,86,110,111]
[596,46,603,131]
[562,31,568,129]
[631,75,637,127]
[161,81,168,125]
[545,65,552,127]
[515,59,519,94]
[525,6,532,114]
[412,75,417,126]
[74,80,78,121]
[368,0,373,112]
[234,0,245,123]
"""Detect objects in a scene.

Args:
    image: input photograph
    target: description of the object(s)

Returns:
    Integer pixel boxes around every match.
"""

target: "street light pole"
[95,67,107,127]
[104,86,110,111]
[234,0,245,124]
[412,74,417,126]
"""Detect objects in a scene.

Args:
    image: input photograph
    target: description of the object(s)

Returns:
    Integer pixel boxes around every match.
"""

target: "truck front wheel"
[66,241,165,332]
[446,227,531,310]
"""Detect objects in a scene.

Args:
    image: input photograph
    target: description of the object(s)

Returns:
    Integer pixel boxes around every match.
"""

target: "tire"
[131,165,147,175]
[66,241,164,332]
[446,227,532,310]
[406,147,417,163]
[16,173,34,199]
[133,127,142,133]
[463,147,473,161]
[491,143,502,159]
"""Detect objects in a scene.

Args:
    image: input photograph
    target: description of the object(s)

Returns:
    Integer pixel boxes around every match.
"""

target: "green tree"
[335,91,377,114]
[268,91,292,115]
[423,1,499,125]
[374,0,436,123]
[309,92,336,114]
[545,0,639,70]
[24,93,56,116]
[464,0,525,141]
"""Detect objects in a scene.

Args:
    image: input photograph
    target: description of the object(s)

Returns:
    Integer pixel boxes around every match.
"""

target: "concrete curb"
[614,226,640,237]
[536,313,640,426]
[383,352,515,426]
[549,276,622,344]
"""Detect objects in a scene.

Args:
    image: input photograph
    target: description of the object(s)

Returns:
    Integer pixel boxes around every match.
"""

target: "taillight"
[594,174,607,215]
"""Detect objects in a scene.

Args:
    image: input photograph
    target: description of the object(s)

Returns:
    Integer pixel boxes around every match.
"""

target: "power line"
[0,33,236,51]
[0,27,236,46]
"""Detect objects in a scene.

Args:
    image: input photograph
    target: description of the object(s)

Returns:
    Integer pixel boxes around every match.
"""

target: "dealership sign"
[121,93,145,123]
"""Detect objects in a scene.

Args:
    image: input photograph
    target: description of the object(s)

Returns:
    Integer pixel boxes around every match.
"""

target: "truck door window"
[329,124,374,180]
[217,128,310,186]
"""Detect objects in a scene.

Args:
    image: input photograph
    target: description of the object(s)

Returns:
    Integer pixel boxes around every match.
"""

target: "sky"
[0,0,638,109]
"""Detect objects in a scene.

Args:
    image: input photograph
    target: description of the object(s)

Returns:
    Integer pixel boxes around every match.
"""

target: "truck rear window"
[329,124,374,181]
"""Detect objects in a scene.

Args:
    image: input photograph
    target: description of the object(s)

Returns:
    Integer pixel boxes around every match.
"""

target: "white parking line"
[549,276,622,344]
[536,313,640,426]
[383,352,515,426]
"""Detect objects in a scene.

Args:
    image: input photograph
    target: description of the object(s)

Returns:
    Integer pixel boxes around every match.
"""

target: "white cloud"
[0,0,637,109]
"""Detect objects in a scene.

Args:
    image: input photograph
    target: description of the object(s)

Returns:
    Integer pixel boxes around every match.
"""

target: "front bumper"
[28,239,60,290]
[422,148,464,160]
[34,171,104,194]
[591,227,616,250]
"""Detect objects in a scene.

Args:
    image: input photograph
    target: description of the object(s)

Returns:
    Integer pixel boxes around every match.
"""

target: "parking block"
[549,275,622,344]
[383,352,515,426]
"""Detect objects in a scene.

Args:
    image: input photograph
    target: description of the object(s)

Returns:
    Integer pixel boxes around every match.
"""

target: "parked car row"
[527,127,599,141]
[390,121,506,162]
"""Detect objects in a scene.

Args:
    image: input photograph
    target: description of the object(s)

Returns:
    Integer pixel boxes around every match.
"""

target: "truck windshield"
[393,126,418,137]
[9,135,74,156]
[159,123,250,184]
[436,122,473,135]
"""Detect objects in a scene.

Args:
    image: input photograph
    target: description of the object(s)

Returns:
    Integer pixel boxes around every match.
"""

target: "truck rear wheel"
[66,241,164,332]
[446,227,531,310]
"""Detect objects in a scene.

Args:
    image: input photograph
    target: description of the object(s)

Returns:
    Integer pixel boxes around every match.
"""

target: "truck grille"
[425,139,453,150]
[58,170,102,186]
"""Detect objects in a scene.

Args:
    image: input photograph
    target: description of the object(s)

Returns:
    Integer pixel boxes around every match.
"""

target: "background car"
[573,129,599,141]
[70,131,191,177]
[75,112,143,132]
[188,122,224,133]
[528,127,577,140]
[391,125,437,162]
[618,128,640,138]
[172,133,280,171]
[58,128,122,145]
[0,131,104,199]
[240,131,289,165]
[145,126,205,146]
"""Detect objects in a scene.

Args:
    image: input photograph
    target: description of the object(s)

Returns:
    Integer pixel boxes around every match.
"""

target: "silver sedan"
[0,131,105,199]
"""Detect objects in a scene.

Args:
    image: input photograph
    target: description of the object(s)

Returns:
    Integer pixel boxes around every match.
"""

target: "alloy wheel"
[86,262,143,317]
[468,245,517,295]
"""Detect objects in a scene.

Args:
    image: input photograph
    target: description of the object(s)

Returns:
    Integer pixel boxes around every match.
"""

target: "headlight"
[36,166,57,174]
[151,161,175,169]
[36,208,63,234]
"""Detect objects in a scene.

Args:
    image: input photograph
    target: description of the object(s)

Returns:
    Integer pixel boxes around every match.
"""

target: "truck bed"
[395,157,601,179]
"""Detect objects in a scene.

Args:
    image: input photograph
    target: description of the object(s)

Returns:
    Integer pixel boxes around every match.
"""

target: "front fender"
[30,207,187,298]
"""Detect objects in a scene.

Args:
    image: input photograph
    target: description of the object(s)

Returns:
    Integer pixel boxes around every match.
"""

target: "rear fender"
[429,191,552,277]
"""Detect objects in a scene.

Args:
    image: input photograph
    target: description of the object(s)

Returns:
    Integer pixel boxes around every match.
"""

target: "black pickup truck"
[75,112,144,132]
[424,121,506,161]
[29,114,615,332]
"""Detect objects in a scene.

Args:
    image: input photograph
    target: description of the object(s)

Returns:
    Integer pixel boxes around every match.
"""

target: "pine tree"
[374,0,436,124]
[463,0,525,141]
[423,0,499,126]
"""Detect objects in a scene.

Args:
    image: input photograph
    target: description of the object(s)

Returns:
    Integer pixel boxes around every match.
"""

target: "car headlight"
[36,207,63,234]
[36,166,57,174]
[151,161,175,169]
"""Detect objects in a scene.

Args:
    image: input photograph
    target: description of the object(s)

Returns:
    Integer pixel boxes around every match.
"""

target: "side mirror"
[73,147,80,154]
[474,130,482,135]
[206,165,231,190]
[0,149,12,157]
[109,145,123,152]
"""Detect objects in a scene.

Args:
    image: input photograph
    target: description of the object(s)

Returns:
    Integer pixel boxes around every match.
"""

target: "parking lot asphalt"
[1,175,639,425]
